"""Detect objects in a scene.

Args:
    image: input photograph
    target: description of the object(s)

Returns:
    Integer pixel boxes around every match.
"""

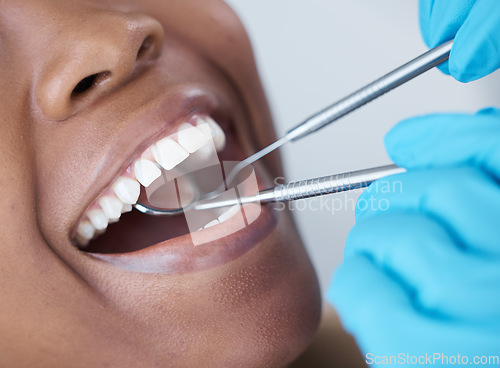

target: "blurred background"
[224,0,500,292]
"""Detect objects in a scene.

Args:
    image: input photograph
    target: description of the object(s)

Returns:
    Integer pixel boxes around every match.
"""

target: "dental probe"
[224,40,453,186]
[194,164,405,211]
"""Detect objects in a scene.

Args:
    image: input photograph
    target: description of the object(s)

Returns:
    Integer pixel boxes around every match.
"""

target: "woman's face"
[0,0,321,366]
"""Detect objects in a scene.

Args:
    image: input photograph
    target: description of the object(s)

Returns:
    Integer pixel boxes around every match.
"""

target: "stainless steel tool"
[134,40,452,216]
[223,40,453,186]
[194,164,405,210]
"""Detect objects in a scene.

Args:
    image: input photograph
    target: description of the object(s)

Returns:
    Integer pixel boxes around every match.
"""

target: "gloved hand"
[327,108,500,366]
[420,0,500,82]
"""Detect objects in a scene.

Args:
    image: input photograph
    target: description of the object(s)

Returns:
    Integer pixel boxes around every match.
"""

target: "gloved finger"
[385,108,500,180]
[355,167,500,255]
[328,256,500,359]
[345,213,500,322]
[419,0,476,75]
[450,0,500,82]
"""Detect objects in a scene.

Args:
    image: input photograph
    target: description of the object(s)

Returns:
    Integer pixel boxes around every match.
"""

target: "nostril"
[71,72,110,98]
[136,35,154,60]
[72,74,98,95]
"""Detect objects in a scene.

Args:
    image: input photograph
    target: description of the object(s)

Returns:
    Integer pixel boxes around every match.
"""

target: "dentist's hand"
[327,108,500,365]
[420,0,500,82]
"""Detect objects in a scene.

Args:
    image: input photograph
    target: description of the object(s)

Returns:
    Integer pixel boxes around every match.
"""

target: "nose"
[36,12,164,121]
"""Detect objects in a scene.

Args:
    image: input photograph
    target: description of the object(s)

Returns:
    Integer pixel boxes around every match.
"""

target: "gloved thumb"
[450,0,500,82]
[384,108,500,179]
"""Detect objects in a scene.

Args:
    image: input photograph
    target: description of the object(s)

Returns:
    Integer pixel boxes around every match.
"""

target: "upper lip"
[70,85,232,240]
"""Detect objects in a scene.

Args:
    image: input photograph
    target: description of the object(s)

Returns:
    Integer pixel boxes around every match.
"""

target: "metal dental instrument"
[194,164,405,211]
[224,40,453,186]
[134,41,452,216]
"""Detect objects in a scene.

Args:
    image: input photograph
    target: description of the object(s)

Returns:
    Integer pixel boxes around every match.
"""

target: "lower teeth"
[197,205,241,231]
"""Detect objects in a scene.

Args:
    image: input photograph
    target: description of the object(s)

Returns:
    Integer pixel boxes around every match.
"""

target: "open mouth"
[72,112,273,264]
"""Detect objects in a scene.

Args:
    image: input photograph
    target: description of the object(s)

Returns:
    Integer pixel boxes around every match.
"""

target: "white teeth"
[197,205,241,232]
[75,235,90,248]
[153,137,189,171]
[197,117,226,151]
[151,118,225,172]
[204,117,226,151]
[98,195,123,220]
[197,121,213,139]
[122,203,133,214]
[204,219,220,229]
[134,159,161,188]
[86,209,109,231]
[218,205,241,223]
[112,177,140,205]
[77,220,96,241]
[74,115,228,248]
[195,139,217,160]
[177,123,209,153]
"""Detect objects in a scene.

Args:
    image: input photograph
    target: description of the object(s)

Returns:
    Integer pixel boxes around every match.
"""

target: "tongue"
[84,210,190,254]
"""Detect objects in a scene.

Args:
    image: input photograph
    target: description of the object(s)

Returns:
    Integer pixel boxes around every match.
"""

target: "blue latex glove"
[420,0,500,82]
[327,108,500,366]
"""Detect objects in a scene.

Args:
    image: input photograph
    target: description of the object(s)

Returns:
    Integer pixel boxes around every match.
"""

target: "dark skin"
[0,0,366,366]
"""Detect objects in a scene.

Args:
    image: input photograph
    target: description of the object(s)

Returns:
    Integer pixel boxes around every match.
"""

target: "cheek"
[140,0,255,80]
[0,91,39,249]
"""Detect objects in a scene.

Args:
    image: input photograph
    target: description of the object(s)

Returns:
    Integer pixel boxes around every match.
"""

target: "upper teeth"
[74,115,227,248]
[134,159,161,188]
[112,177,141,205]
[152,138,189,171]
[177,123,210,153]
[98,195,125,220]
[198,118,225,151]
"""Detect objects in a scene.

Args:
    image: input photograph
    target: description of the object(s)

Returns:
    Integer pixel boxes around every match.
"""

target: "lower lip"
[85,203,278,274]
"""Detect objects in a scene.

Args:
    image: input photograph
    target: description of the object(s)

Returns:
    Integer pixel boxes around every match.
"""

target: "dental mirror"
[133,150,258,217]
